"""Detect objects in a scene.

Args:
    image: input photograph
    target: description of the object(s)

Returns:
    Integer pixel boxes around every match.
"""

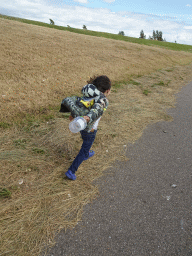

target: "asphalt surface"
[46,81,192,256]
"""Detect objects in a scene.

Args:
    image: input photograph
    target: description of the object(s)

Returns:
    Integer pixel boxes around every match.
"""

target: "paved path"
[47,81,192,256]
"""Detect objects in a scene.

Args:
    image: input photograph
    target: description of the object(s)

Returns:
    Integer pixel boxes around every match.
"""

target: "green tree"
[118,31,125,36]
[83,25,87,30]
[156,30,159,40]
[158,31,163,41]
[139,30,146,39]
[49,19,55,25]
[152,30,157,40]
[152,30,163,41]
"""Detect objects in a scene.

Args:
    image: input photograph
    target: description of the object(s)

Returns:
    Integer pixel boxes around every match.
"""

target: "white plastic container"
[69,117,87,133]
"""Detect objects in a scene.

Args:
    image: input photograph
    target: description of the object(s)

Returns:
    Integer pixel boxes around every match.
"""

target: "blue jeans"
[69,129,97,174]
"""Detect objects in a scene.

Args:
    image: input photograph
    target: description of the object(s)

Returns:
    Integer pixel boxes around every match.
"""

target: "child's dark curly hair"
[87,75,111,93]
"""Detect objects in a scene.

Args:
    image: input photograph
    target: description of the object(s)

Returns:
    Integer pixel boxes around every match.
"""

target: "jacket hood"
[81,84,103,98]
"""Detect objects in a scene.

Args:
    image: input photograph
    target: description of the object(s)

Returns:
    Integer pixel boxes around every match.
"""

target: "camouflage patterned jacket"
[59,84,109,132]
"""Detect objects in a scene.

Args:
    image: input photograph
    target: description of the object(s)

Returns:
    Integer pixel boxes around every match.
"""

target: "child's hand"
[69,115,74,121]
[83,116,90,123]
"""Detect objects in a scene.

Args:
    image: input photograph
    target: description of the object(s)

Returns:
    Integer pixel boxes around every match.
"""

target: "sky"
[1,0,192,45]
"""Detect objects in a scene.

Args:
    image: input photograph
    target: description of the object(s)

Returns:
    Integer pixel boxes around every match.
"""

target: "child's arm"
[86,97,109,124]
[69,115,90,123]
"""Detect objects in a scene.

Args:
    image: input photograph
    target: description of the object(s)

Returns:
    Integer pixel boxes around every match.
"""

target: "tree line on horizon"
[139,29,165,41]
[83,25,166,42]
[119,29,165,41]
[49,20,166,42]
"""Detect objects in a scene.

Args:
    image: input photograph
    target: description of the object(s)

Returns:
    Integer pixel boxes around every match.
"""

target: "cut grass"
[151,80,171,87]
[14,139,27,149]
[0,188,12,198]
[32,148,46,155]
[143,89,151,96]
[157,81,165,86]
[1,64,192,256]
[129,79,141,86]
[0,122,11,129]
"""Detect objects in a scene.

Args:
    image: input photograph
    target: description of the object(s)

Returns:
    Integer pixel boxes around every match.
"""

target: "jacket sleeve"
[59,96,81,117]
[86,97,109,123]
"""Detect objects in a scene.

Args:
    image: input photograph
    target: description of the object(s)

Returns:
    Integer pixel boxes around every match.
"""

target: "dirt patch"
[1,18,192,256]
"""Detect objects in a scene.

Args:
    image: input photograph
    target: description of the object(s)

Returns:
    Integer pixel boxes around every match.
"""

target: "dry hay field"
[1,18,192,256]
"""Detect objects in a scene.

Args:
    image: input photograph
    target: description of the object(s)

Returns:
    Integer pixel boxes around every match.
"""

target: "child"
[60,75,111,180]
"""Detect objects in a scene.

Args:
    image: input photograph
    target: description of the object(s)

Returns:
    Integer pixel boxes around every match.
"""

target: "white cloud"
[186,4,191,7]
[73,0,88,3]
[184,26,192,29]
[1,0,192,45]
